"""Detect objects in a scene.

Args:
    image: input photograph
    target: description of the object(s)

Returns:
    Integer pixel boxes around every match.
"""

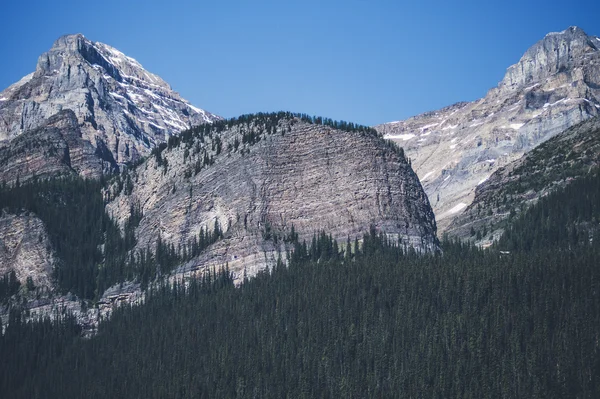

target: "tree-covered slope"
[2,171,600,398]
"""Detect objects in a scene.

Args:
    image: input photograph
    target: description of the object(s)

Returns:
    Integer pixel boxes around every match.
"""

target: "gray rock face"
[446,116,600,244]
[0,211,55,289]
[375,26,600,233]
[0,33,220,175]
[0,110,110,184]
[499,27,600,92]
[0,208,145,334]
[106,117,438,281]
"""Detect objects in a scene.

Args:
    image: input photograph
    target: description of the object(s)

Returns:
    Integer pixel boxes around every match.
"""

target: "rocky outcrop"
[0,110,112,184]
[0,208,145,335]
[0,211,55,289]
[0,33,220,177]
[376,26,600,233]
[106,115,439,281]
[446,116,600,244]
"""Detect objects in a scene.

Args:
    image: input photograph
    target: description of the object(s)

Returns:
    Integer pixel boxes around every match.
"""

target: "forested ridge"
[1,173,600,398]
[0,112,406,303]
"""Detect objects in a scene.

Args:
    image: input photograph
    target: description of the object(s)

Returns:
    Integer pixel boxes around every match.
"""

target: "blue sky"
[1,0,599,126]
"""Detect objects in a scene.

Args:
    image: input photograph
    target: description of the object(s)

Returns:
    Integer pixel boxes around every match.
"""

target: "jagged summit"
[499,26,599,92]
[376,27,600,233]
[545,26,586,36]
[0,33,220,175]
[41,33,172,91]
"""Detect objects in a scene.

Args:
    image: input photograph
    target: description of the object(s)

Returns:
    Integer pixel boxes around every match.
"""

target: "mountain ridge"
[106,112,439,280]
[376,26,600,233]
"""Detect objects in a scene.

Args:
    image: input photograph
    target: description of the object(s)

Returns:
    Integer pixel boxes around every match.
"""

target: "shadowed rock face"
[0,110,114,184]
[0,33,220,176]
[106,117,438,280]
[376,26,600,233]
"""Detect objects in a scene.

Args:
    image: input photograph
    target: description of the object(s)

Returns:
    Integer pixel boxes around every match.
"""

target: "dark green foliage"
[25,277,35,292]
[0,178,108,299]
[0,271,21,302]
[497,172,600,252]
[0,311,81,395]
[2,135,600,397]
[133,221,223,290]
[0,177,141,300]
[2,222,600,397]
[0,176,220,300]
[153,112,382,161]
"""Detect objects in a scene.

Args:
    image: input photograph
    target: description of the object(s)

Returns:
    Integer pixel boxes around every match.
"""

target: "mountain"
[446,116,600,244]
[0,113,439,331]
[0,34,220,181]
[106,114,439,279]
[0,110,100,183]
[376,26,600,232]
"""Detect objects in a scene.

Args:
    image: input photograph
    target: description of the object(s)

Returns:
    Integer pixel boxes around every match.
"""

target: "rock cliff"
[106,114,439,280]
[376,26,600,232]
[0,110,109,184]
[0,211,55,289]
[2,115,440,332]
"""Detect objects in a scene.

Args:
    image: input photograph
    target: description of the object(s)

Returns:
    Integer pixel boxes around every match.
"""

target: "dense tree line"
[150,112,387,163]
[1,170,600,397]
[0,310,81,395]
[0,177,114,299]
[132,220,224,290]
[0,271,20,303]
[496,172,600,252]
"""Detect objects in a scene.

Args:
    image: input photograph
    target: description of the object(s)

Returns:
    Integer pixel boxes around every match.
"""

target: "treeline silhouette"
[146,112,404,170]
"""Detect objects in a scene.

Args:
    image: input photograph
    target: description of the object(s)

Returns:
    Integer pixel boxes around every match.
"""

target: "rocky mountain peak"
[0,33,221,176]
[377,27,600,233]
[37,33,173,93]
[498,26,599,92]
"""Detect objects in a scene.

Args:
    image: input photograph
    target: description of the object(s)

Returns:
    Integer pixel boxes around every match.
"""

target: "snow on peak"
[79,39,219,133]
[92,42,168,89]
[545,26,584,38]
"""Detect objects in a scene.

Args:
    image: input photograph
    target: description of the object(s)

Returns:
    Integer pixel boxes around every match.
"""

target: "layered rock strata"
[107,117,439,280]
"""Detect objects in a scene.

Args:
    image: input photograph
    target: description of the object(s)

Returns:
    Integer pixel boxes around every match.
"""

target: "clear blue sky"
[1,0,599,126]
